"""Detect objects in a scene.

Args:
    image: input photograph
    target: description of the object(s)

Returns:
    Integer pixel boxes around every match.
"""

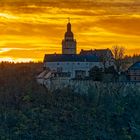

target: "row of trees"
[0,62,140,139]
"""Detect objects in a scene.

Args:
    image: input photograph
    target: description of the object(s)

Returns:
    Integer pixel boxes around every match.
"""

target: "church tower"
[62,21,77,54]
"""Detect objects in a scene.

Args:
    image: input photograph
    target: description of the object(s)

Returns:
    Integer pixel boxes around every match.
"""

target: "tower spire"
[68,17,70,23]
[62,20,77,54]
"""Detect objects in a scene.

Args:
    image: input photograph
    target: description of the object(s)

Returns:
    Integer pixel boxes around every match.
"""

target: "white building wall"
[44,61,102,78]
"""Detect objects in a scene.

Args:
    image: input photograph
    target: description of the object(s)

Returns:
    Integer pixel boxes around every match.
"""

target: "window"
[67,72,71,77]
[57,67,62,72]
[75,70,86,79]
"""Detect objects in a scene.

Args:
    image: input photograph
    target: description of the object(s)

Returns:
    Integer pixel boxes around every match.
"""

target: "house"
[127,61,140,82]
[37,21,115,84]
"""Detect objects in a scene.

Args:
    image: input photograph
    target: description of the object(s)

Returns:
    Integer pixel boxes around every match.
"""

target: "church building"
[37,21,114,82]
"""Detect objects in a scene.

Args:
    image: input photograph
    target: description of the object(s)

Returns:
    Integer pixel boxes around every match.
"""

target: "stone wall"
[42,78,140,95]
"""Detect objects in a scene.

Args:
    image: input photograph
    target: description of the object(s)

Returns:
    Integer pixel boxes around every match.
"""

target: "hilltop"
[0,62,140,140]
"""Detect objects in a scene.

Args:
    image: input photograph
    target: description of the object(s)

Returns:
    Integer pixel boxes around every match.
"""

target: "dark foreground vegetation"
[0,62,140,140]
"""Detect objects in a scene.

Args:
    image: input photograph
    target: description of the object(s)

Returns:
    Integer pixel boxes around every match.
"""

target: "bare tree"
[112,45,125,72]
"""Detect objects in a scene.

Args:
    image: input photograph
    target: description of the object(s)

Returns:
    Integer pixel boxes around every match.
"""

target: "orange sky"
[0,0,140,62]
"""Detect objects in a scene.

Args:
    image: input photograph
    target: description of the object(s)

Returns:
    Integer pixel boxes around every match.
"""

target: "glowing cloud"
[0,0,140,62]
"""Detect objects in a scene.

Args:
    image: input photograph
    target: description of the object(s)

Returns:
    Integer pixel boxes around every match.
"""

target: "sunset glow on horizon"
[0,0,140,62]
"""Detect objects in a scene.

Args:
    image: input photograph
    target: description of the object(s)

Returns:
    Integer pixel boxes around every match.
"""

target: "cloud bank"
[0,0,140,61]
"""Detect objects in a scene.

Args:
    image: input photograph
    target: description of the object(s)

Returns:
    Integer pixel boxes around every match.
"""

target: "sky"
[0,0,140,62]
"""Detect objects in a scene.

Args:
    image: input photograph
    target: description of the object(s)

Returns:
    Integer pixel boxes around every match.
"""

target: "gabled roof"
[128,62,140,70]
[95,49,113,57]
[44,54,99,62]
[80,49,113,57]
[80,49,95,55]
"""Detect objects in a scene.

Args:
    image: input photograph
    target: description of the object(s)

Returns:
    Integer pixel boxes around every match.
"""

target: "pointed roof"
[65,21,74,39]
[128,61,140,70]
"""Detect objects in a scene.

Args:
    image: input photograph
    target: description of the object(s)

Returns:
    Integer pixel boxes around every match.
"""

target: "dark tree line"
[0,62,140,140]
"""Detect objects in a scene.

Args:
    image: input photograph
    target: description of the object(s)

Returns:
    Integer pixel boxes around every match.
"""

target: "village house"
[127,61,140,82]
